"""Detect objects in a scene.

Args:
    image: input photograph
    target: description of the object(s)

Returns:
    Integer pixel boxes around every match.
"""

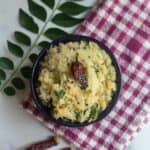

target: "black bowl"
[31,34,121,127]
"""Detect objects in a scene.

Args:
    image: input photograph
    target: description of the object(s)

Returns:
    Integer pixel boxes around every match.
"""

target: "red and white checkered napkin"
[22,0,150,149]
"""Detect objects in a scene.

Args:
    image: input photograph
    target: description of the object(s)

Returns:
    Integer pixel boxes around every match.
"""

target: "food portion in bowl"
[37,41,117,123]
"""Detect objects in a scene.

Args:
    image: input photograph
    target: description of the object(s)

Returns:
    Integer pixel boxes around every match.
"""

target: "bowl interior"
[31,34,121,127]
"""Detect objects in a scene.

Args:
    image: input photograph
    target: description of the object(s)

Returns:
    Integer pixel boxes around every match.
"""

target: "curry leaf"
[0,69,6,80]
[19,8,39,33]
[20,66,32,79]
[0,57,14,70]
[41,0,55,9]
[52,13,84,27]
[59,2,90,16]
[14,31,31,46]
[0,0,90,96]
[7,41,24,57]
[28,0,47,21]
[4,86,16,96]
[29,53,38,63]
[12,77,25,89]
[38,41,50,48]
[44,28,68,40]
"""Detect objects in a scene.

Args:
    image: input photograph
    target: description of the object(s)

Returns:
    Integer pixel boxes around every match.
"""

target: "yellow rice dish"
[37,41,116,123]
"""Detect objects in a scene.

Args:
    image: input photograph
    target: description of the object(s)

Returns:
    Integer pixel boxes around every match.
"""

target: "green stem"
[0,0,61,92]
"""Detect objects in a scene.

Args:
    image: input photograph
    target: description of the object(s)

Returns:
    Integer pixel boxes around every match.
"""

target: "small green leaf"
[20,66,32,79]
[0,69,6,80]
[4,86,16,96]
[59,2,90,16]
[0,57,14,70]
[7,41,24,57]
[19,8,39,33]
[89,104,100,119]
[41,0,55,9]
[54,89,65,99]
[29,53,37,63]
[28,0,47,21]
[52,13,84,27]
[38,41,50,48]
[12,77,25,89]
[90,107,97,118]
[14,31,31,46]
[44,28,68,40]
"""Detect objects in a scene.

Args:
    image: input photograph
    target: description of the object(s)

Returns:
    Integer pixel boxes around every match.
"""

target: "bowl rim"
[30,34,122,127]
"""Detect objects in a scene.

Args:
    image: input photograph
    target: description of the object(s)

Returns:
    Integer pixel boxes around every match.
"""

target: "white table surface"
[0,0,150,149]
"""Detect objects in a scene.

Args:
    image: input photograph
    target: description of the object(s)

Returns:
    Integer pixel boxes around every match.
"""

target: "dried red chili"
[71,54,88,89]
[25,136,59,150]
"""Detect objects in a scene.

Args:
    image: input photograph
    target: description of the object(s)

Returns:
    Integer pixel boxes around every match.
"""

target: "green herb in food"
[75,112,80,120]
[92,64,100,77]
[89,104,100,119]
[54,89,65,99]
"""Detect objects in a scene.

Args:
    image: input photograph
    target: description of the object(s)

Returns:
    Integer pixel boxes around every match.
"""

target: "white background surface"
[0,0,150,149]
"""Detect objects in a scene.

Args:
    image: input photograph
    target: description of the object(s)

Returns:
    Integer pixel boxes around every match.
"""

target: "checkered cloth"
[22,0,150,149]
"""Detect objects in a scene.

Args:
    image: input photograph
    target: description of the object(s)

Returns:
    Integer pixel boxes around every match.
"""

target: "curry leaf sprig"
[0,0,91,96]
